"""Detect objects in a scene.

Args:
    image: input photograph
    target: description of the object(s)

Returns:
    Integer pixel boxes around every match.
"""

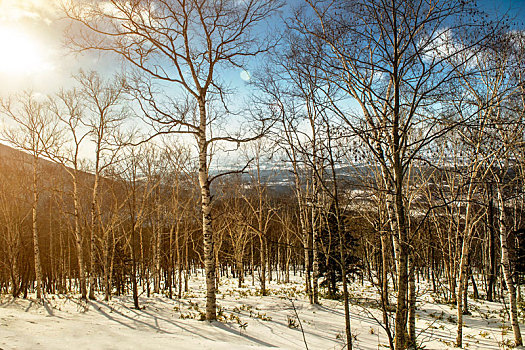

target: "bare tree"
[0,153,29,298]
[1,92,63,300]
[445,29,525,346]
[74,70,128,300]
[483,32,525,347]
[292,0,498,347]
[47,88,90,299]
[64,0,281,320]
[162,140,194,299]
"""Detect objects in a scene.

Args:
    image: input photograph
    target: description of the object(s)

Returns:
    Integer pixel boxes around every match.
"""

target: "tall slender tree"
[293,0,498,347]
[1,92,63,300]
[64,0,281,320]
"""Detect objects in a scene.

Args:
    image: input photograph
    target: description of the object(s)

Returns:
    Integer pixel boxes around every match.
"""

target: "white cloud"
[421,28,461,60]
[0,0,59,23]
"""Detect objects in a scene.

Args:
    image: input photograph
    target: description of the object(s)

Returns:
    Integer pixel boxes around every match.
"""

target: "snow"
[0,274,523,349]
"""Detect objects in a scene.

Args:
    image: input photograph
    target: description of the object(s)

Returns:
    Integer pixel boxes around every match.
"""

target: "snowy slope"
[0,274,522,349]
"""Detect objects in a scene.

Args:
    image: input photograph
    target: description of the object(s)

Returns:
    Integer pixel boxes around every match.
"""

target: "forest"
[1,0,525,349]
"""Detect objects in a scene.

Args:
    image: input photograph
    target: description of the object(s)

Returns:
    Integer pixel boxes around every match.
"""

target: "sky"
[0,0,257,97]
[482,0,525,18]
[0,0,523,169]
[0,0,75,95]
[1,0,523,96]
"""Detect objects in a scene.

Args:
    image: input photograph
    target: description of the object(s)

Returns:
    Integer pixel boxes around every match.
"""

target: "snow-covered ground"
[0,274,522,349]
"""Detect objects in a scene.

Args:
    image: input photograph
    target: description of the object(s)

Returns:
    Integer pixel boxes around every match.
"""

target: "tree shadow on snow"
[212,321,277,347]
[90,300,215,342]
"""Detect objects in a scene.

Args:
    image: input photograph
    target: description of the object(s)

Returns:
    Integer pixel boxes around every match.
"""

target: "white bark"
[32,155,43,300]
[198,100,216,321]
[497,184,523,346]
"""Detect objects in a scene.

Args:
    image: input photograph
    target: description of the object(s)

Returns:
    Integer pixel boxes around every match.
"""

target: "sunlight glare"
[0,26,53,76]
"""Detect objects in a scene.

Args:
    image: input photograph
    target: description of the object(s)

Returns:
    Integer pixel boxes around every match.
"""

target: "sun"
[0,25,53,76]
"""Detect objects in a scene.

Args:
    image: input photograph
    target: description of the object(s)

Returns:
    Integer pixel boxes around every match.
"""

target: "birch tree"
[1,92,62,300]
[448,30,524,346]
[0,152,29,298]
[485,32,525,347]
[64,0,281,320]
[293,0,498,348]
[48,89,90,299]
[75,71,128,300]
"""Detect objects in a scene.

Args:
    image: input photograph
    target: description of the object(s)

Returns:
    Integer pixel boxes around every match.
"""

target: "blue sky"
[0,0,524,97]
[482,0,525,16]
[0,0,524,167]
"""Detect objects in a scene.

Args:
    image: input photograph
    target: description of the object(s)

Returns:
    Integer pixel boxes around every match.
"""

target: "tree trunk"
[131,227,139,308]
[393,176,409,350]
[487,185,496,302]
[456,237,470,348]
[198,99,216,321]
[408,255,416,348]
[72,177,87,299]
[312,207,320,305]
[168,224,175,299]
[89,168,100,300]
[251,241,255,286]
[154,220,161,294]
[32,155,43,300]
[237,258,244,287]
[259,235,267,295]
[184,237,189,293]
[285,230,291,283]
[108,229,116,300]
[380,233,390,306]
[497,185,523,346]
[103,228,110,301]
[337,215,352,349]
